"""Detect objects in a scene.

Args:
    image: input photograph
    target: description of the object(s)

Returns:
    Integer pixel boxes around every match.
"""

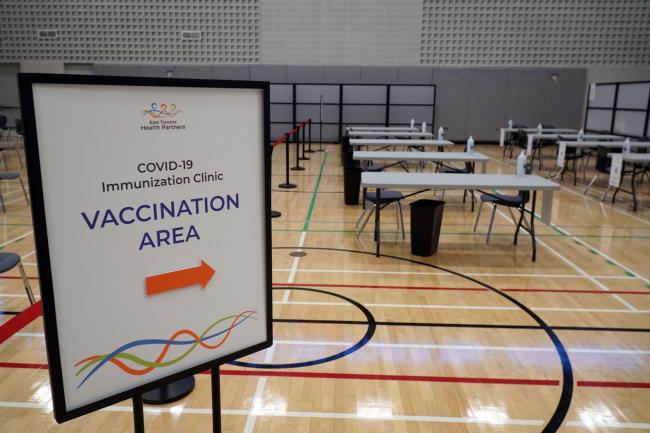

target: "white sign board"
[609,154,623,187]
[556,142,566,168]
[19,74,272,422]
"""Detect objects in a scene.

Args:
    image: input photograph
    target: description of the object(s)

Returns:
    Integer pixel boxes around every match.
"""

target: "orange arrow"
[145,260,215,296]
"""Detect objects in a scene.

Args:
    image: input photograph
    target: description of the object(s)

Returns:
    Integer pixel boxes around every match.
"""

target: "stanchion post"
[291,126,305,171]
[299,121,309,161]
[278,133,296,188]
[133,395,145,433]
[306,118,314,153]
[211,367,221,433]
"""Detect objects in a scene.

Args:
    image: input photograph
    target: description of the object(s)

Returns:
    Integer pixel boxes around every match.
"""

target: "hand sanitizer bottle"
[516,151,527,176]
[467,135,475,153]
[508,119,513,129]
[578,128,584,142]
[623,138,631,154]
[537,123,543,134]
[421,121,427,134]
[438,126,444,140]
[410,118,415,128]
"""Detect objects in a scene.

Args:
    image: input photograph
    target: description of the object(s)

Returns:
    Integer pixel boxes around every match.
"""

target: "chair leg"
[16,149,23,168]
[398,202,405,240]
[601,185,611,202]
[1,151,7,171]
[395,202,400,233]
[514,206,525,245]
[0,188,5,213]
[18,177,29,205]
[584,174,598,195]
[18,260,35,305]
[486,204,497,244]
[355,202,370,227]
[473,200,484,232]
[356,205,375,237]
[573,157,578,186]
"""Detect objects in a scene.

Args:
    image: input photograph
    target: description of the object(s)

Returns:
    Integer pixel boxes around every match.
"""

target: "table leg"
[631,163,638,212]
[531,191,537,262]
[499,129,505,147]
[374,188,381,257]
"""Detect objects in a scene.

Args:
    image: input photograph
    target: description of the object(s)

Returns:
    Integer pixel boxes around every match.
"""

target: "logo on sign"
[143,102,181,119]
[141,102,186,131]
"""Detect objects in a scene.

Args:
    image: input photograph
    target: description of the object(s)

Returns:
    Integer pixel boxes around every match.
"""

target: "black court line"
[272,246,573,433]
[232,287,376,369]
[273,318,650,333]
[0,311,20,315]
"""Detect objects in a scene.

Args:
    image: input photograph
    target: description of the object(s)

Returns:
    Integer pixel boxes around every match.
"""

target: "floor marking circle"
[229,286,376,369]
[268,246,574,433]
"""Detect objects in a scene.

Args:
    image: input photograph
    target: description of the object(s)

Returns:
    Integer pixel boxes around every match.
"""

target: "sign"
[609,154,623,187]
[556,142,566,168]
[18,74,272,422]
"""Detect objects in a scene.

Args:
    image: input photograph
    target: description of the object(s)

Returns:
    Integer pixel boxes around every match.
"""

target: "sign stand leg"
[212,366,222,433]
[133,395,145,433]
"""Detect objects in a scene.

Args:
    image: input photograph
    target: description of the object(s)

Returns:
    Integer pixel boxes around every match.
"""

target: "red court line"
[217,369,559,386]
[577,380,650,389]
[2,362,648,389]
[0,301,42,345]
[0,275,39,281]
[273,282,650,295]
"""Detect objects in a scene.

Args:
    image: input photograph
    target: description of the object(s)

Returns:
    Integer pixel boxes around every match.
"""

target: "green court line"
[302,152,328,232]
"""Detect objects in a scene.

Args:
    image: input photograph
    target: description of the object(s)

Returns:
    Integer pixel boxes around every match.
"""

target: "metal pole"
[133,395,145,433]
[317,95,324,151]
[278,134,296,188]
[291,127,305,171]
[299,122,309,161]
[212,367,221,433]
[306,118,314,153]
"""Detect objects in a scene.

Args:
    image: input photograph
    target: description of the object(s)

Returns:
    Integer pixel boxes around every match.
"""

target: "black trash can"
[409,199,445,256]
[343,166,362,205]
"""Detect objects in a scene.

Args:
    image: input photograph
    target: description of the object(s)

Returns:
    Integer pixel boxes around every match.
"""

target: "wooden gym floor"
[1,143,649,432]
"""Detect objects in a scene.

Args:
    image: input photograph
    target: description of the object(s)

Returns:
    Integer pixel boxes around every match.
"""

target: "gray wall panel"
[174,65,212,79]
[296,85,340,103]
[586,110,613,132]
[136,65,173,77]
[271,104,293,123]
[212,65,250,81]
[286,66,324,83]
[0,64,20,107]
[270,84,293,103]
[342,85,386,104]
[390,85,435,105]
[543,68,586,128]
[389,106,434,125]
[322,66,361,84]
[467,69,509,139]
[342,105,385,124]
[360,67,398,84]
[589,84,616,107]
[397,67,433,84]
[101,64,140,76]
[505,68,546,128]
[432,67,470,140]
[296,105,339,124]
[613,111,646,136]
[250,65,286,82]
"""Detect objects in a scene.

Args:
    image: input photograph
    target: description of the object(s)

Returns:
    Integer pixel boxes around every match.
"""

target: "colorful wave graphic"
[74,310,257,388]
[143,102,181,119]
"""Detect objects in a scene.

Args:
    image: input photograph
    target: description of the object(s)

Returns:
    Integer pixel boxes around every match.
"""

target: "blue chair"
[0,172,29,212]
[0,117,23,169]
[0,252,35,304]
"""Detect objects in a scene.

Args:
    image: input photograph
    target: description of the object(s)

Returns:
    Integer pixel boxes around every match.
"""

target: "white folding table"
[350,139,454,152]
[361,172,560,260]
[499,127,576,147]
[347,126,418,132]
[349,131,434,139]
[353,151,490,173]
